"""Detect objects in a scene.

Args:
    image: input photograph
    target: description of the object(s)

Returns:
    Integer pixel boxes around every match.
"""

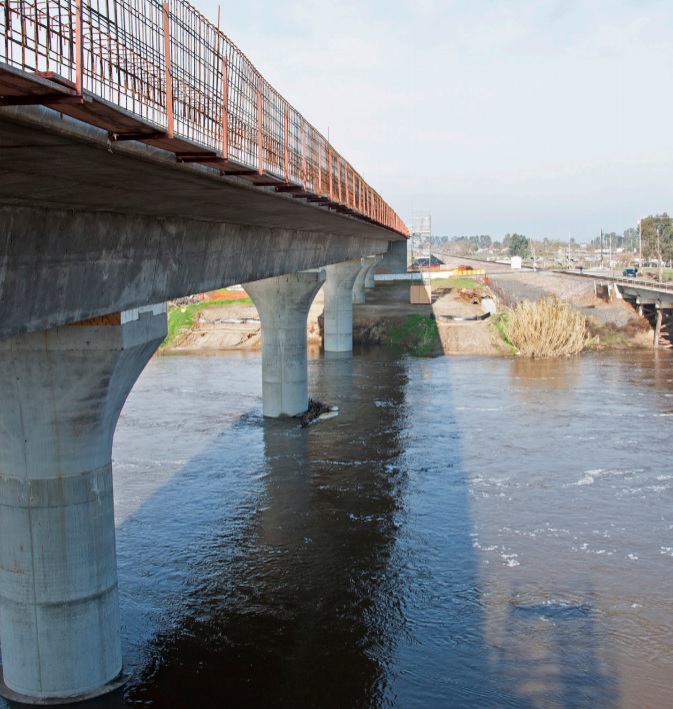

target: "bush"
[504,297,596,357]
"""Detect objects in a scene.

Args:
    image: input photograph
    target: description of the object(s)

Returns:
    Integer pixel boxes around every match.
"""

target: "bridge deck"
[0,0,407,235]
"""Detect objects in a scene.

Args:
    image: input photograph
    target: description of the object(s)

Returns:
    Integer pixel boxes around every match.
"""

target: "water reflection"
[489,583,618,708]
[510,355,581,392]
[124,348,410,707]
[4,349,670,707]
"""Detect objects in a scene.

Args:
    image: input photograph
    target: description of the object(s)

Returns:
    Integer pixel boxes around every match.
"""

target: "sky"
[197,0,673,241]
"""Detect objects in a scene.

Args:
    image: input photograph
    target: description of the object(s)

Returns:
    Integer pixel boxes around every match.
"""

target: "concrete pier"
[0,305,166,703]
[364,255,383,288]
[352,258,368,305]
[244,271,325,417]
[353,255,384,303]
[323,260,363,352]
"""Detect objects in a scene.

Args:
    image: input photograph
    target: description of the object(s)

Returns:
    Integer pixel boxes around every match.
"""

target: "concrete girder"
[0,205,391,341]
[244,270,325,417]
[0,306,166,703]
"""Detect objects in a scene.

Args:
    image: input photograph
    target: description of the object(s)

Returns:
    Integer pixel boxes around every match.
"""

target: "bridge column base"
[0,306,166,703]
[324,260,362,352]
[245,271,325,417]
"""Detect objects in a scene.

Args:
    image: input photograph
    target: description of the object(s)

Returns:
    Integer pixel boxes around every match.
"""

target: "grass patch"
[162,299,252,349]
[503,297,597,357]
[410,277,482,290]
[586,318,651,349]
[640,268,673,281]
[386,314,440,356]
[490,312,517,353]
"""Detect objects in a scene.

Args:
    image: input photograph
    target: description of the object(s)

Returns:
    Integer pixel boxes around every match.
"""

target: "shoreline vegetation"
[161,270,653,358]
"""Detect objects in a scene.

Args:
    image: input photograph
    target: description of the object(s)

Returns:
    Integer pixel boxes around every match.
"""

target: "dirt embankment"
[166,265,652,356]
[167,282,505,357]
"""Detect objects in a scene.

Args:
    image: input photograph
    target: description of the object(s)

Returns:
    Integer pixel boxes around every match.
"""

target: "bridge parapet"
[0,0,408,236]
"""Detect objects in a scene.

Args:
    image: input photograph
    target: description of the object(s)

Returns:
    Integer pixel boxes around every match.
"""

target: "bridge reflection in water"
[20,348,673,707]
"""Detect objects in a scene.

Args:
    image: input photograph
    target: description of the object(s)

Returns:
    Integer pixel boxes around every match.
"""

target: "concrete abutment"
[0,305,166,703]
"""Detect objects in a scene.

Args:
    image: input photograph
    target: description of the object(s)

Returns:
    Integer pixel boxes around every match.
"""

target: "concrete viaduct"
[0,0,407,702]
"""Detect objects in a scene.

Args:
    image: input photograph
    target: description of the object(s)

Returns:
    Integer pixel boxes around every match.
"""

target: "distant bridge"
[0,0,407,703]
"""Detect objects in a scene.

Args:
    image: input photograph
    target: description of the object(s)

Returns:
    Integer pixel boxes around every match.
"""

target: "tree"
[640,214,673,266]
[623,228,638,252]
[509,233,530,258]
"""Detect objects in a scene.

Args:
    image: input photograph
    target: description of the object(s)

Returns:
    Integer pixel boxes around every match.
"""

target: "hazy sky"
[199,0,673,241]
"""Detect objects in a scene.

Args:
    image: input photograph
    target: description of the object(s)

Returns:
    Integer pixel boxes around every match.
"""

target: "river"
[2,348,672,707]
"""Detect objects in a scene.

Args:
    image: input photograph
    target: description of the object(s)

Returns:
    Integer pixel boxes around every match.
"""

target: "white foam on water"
[502,553,520,567]
[574,473,595,486]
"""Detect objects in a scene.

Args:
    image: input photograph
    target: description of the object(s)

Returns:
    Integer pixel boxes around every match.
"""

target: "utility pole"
[657,226,662,282]
[638,218,642,272]
[600,228,604,269]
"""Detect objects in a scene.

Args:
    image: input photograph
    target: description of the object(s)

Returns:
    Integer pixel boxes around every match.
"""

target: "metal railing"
[0,0,408,235]
[611,275,673,294]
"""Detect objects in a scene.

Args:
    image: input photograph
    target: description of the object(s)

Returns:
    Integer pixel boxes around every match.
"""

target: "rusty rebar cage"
[0,0,408,235]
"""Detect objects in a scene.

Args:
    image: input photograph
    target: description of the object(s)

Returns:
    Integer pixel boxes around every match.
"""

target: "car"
[623,268,638,277]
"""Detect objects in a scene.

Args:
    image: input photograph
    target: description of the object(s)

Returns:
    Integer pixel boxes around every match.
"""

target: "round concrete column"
[352,258,368,304]
[0,306,166,703]
[245,270,325,417]
[364,255,384,288]
[353,255,384,303]
[323,260,363,353]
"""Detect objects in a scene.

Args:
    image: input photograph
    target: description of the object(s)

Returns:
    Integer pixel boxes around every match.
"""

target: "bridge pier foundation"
[244,271,325,417]
[324,260,362,352]
[0,306,166,704]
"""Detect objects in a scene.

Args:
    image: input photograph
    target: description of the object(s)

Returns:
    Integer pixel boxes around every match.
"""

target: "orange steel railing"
[0,0,408,236]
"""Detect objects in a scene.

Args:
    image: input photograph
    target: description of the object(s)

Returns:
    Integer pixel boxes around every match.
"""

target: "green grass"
[490,313,516,353]
[162,298,252,349]
[640,268,673,281]
[429,277,481,289]
[386,314,440,356]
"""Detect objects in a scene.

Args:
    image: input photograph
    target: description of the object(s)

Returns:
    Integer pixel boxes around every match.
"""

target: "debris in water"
[300,399,338,427]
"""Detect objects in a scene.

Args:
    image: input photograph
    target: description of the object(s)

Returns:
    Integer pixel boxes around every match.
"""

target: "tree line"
[418,214,672,262]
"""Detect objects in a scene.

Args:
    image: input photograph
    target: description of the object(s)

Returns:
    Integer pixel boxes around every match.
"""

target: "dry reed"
[504,296,597,357]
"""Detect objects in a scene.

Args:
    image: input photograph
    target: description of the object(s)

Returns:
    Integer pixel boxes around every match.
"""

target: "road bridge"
[0,0,407,702]
[614,277,673,347]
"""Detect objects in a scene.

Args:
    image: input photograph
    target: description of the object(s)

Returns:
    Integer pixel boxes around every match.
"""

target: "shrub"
[504,297,597,357]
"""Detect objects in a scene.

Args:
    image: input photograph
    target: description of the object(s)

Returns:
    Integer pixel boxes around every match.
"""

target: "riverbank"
[162,266,652,356]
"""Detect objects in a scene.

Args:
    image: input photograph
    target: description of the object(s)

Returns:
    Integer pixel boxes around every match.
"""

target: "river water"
[3,348,673,708]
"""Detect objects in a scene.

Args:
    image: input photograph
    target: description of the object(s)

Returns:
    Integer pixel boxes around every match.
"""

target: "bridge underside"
[0,203,391,339]
[0,104,403,703]
[0,107,399,339]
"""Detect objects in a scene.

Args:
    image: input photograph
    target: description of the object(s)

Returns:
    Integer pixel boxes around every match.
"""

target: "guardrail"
[610,276,673,294]
[0,0,408,235]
